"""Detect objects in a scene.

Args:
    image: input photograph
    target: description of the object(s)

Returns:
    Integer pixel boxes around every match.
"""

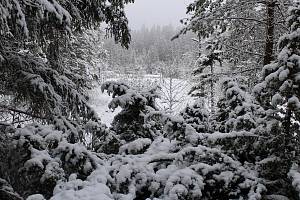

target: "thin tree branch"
[0,105,47,120]
[225,45,264,56]
[214,17,267,24]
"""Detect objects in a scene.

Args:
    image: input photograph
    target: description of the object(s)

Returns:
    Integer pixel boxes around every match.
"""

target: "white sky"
[125,0,193,30]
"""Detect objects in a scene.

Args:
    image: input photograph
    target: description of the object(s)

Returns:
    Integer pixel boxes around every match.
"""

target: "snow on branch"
[288,164,300,198]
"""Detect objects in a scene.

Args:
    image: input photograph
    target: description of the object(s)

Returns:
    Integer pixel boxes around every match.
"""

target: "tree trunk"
[47,30,62,72]
[210,63,215,114]
[263,0,276,66]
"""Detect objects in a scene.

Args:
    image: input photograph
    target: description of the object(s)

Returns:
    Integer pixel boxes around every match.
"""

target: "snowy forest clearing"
[1,0,300,200]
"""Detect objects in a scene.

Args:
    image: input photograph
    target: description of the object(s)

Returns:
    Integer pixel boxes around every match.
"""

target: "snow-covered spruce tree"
[201,78,263,164]
[100,81,199,153]
[0,0,133,199]
[172,0,228,113]
[188,34,223,113]
[0,0,132,125]
[0,43,108,198]
[51,113,266,200]
[253,3,300,198]
[0,0,133,145]
[60,29,109,88]
[99,81,159,153]
[180,98,210,133]
[3,123,100,199]
[178,0,291,69]
[213,78,261,133]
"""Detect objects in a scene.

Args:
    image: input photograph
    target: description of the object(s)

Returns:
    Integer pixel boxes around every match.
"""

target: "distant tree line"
[104,24,198,76]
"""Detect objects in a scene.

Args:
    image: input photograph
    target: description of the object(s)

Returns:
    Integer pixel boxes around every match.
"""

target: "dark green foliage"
[180,98,209,133]
[101,82,159,144]
[0,178,22,200]
[111,109,145,142]
[251,3,300,197]
[0,124,97,199]
[1,1,300,200]
[0,0,132,127]
[213,78,261,133]
[0,1,133,197]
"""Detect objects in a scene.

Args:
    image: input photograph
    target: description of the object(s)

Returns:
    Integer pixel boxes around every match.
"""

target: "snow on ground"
[88,86,121,127]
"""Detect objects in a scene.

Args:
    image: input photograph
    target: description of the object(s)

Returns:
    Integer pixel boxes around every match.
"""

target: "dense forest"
[104,25,197,75]
[1,0,300,200]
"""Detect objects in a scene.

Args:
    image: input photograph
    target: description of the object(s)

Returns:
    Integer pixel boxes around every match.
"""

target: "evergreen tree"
[0,0,132,141]
[214,78,261,133]
[189,39,222,113]
[0,123,98,199]
[253,2,300,197]
[205,78,262,164]
[180,98,210,133]
[178,0,292,87]
[0,0,133,198]
[99,81,159,153]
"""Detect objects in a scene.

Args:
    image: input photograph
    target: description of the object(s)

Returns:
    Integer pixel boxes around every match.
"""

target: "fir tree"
[188,31,223,113]
[214,78,261,133]
[0,0,133,198]
[207,78,262,164]
[180,98,210,133]
[253,2,300,197]
[100,81,159,152]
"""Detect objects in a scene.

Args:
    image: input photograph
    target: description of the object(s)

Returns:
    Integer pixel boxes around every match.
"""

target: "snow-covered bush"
[0,178,22,200]
[1,124,98,199]
[289,164,300,199]
[51,133,265,200]
[213,78,261,133]
[110,144,264,199]
[101,81,159,144]
[187,78,261,164]
[180,98,210,133]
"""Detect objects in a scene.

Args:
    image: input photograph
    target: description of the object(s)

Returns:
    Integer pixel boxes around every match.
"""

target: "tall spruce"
[253,2,300,197]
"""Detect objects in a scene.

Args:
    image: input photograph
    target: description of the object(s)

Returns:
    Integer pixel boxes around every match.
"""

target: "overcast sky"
[125,0,192,30]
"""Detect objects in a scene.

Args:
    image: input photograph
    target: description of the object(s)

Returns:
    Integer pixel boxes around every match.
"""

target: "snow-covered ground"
[88,87,121,127]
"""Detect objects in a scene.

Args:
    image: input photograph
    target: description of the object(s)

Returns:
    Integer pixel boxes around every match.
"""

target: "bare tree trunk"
[263,0,276,65]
